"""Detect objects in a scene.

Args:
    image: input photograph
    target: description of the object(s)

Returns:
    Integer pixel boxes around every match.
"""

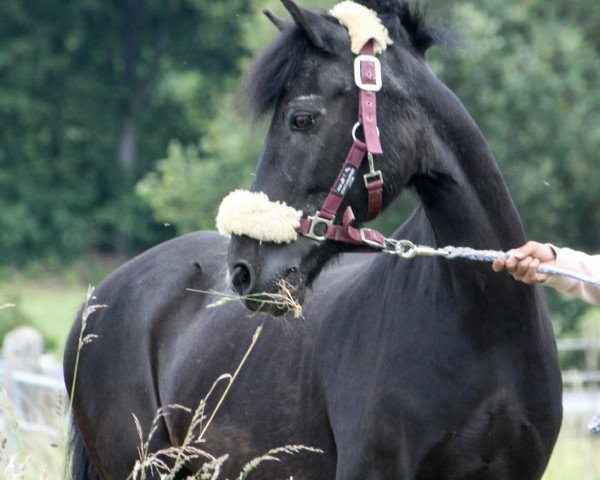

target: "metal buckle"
[352,122,379,142]
[354,55,382,92]
[363,170,383,188]
[304,212,333,241]
[395,239,449,259]
[359,228,385,249]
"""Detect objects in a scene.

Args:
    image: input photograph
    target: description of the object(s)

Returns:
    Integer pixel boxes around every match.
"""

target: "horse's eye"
[292,114,316,130]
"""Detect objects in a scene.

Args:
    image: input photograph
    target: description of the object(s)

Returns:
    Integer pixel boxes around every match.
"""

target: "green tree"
[0,0,252,263]
[137,0,600,338]
[432,0,600,252]
[140,0,600,247]
[138,0,421,238]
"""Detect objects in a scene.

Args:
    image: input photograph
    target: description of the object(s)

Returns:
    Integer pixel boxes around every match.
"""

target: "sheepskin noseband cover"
[216,190,303,244]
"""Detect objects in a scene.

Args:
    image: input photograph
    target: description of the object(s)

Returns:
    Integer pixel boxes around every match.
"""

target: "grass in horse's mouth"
[188,279,303,318]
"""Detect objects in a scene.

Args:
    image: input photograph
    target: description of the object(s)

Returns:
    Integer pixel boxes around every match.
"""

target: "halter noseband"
[295,39,387,249]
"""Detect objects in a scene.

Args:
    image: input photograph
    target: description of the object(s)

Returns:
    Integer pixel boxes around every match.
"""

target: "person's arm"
[544,247,600,305]
[492,241,600,305]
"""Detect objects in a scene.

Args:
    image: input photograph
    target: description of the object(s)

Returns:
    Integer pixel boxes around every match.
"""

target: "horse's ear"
[281,0,349,53]
[263,10,291,31]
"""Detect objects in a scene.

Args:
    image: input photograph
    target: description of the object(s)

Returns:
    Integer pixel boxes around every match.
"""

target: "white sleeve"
[543,245,600,305]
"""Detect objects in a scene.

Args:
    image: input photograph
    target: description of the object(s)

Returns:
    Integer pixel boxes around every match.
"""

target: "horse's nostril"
[231,262,254,296]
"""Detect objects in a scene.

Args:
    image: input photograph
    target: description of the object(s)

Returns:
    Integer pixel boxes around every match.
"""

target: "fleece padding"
[216,190,303,244]
[330,1,393,55]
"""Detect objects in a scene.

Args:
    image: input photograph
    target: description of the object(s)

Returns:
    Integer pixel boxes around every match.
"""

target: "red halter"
[295,40,388,249]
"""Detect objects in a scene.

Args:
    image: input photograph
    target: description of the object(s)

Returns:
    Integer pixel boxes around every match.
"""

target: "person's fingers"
[534,258,551,283]
[513,241,540,260]
[513,241,556,263]
[504,251,520,272]
[493,243,556,283]
[522,258,542,284]
[513,256,533,280]
[492,256,506,272]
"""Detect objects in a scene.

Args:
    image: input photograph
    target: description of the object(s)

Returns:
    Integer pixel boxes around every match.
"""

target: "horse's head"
[219,0,444,315]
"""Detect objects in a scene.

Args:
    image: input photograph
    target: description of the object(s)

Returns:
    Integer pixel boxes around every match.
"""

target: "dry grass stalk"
[77,285,107,349]
[235,445,324,480]
[129,404,221,480]
[1,453,24,480]
[1,385,64,480]
[68,286,107,404]
[188,279,303,318]
[129,327,264,480]
[63,285,107,476]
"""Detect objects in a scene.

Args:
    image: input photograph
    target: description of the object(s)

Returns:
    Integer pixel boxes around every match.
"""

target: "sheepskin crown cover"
[330,1,393,54]
[216,190,303,244]
[216,2,391,243]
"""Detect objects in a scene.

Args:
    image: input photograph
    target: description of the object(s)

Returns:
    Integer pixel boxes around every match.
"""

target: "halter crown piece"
[217,1,391,248]
[330,1,393,54]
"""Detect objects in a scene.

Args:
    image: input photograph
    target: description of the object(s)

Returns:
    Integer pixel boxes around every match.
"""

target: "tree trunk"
[117,111,138,171]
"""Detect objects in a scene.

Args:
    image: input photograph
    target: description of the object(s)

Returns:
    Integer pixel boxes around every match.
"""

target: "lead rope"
[384,239,600,287]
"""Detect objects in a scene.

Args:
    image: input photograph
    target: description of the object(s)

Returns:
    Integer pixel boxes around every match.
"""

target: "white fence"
[0,356,67,438]
[0,338,599,438]
[557,339,600,389]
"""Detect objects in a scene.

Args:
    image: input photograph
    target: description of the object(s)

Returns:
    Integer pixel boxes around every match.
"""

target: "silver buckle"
[363,170,383,188]
[304,212,333,241]
[354,55,382,92]
[359,228,384,249]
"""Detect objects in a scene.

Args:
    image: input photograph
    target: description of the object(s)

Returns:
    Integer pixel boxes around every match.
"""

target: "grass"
[14,284,85,352]
[1,311,322,479]
[0,389,67,479]
[0,277,87,355]
[1,275,600,478]
[544,416,600,479]
[1,395,598,479]
[189,278,303,318]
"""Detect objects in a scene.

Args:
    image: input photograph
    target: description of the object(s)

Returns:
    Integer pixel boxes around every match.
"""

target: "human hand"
[492,241,557,284]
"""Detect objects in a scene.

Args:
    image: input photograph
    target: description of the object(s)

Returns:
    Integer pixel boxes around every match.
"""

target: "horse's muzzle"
[227,235,308,316]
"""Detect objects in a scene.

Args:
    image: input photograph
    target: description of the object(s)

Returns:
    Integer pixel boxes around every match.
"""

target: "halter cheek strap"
[295,40,386,248]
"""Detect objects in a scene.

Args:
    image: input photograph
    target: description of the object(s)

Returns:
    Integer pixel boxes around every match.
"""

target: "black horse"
[64,1,563,478]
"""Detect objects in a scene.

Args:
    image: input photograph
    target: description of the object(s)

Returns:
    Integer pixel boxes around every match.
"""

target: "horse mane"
[359,0,438,53]
[240,26,314,117]
[240,1,442,117]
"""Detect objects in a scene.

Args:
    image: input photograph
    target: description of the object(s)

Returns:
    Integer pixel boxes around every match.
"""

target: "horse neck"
[382,77,530,313]
[412,141,525,252]
[407,76,526,253]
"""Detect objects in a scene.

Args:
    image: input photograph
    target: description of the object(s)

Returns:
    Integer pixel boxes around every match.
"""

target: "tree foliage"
[135,0,331,235]
[140,0,600,251]
[432,0,600,252]
[0,0,252,262]
[136,0,599,335]
[0,0,598,331]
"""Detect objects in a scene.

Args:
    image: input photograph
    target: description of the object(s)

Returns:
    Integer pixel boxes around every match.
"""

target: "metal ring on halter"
[396,240,417,259]
[352,122,380,142]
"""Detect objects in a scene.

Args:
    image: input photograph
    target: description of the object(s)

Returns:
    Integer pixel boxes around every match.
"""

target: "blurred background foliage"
[0,0,599,340]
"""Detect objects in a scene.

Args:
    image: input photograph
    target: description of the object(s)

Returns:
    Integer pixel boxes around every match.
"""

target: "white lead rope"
[385,240,600,287]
